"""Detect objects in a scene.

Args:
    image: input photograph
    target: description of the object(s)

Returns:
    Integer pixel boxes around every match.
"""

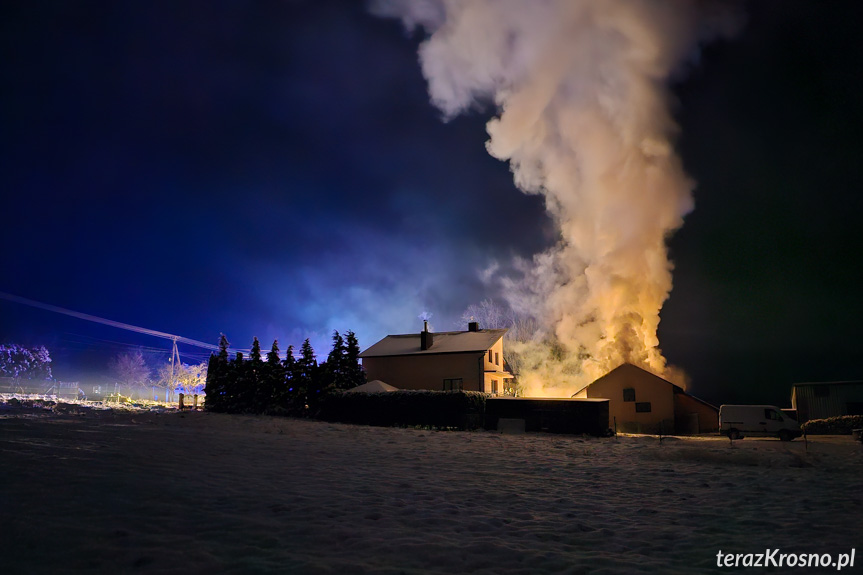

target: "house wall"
[362,352,485,392]
[482,338,506,394]
[792,383,863,422]
[584,366,675,434]
[673,393,719,433]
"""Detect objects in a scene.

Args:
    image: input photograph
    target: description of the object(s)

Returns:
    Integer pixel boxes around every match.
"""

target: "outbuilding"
[791,381,863,423]
[572,363,719,434]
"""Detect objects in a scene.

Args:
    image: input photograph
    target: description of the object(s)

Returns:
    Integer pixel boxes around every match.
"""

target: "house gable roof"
[359,329,507,358]
[573,363,718,411]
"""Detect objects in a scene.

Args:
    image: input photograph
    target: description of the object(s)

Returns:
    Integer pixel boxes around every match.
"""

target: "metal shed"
[791,381,863,423]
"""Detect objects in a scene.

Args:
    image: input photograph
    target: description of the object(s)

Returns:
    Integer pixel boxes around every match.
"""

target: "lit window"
[443,378,463,391]
[635,402,651,413]
[623,388,635,402]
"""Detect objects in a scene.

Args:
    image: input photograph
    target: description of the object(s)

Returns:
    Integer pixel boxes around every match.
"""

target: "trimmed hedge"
[318,390,488,430]
[802,415,863,435]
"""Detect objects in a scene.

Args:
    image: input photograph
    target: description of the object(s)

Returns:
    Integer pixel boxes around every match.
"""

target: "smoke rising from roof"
[373,0,739,395]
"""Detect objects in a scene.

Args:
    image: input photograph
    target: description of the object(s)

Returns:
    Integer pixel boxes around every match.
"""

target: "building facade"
[791,381,863,423]
[572,363,719,434]
[359,322,513,394]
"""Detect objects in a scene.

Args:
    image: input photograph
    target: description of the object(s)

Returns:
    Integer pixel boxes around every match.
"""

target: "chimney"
[468,321,479,332]
[421,320,434,350]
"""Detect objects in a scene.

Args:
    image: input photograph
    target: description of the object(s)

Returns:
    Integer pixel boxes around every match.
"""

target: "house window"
[491,379,498,394]
[623,388,636,402]
[488,350,493,363]
[495,352,500,366]
[443,378,463,391]
[635,402,651,413]
[814,386,830,398]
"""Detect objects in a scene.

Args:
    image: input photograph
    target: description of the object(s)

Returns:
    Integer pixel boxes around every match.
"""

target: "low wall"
[485,398,609,436]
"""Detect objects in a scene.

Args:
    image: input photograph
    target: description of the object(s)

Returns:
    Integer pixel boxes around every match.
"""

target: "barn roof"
[359,329,507,358]
[574,363,718,411]
[792,380,863,387]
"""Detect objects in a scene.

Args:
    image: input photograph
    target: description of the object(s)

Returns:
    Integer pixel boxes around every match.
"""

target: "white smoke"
[373,0,739,396]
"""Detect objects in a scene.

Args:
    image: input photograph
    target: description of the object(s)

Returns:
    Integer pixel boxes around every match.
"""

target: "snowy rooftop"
[359,329,507,357]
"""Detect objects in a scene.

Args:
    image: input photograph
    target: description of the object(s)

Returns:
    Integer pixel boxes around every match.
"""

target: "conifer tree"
[204,352,221,412]
[259,339,285,413]
[344,330,366,389]
[218,334,230,362]
[226,351,244,413]
[250,336,262,363]
[281,344,297,412]
[322,330,346,392]
[297,339,318,414]
[205,334,231,412]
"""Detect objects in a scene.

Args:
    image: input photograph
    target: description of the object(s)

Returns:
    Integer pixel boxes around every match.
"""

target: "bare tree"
[109,350,151,389]
[460,299,514,330]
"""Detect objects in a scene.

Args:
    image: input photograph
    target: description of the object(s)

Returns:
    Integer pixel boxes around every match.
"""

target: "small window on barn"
[488,350,493,363]
[495,352,500,366]
[635,402,651,413]
[443,378,463,391]
[814,386,830,398]
[623,388,636,402]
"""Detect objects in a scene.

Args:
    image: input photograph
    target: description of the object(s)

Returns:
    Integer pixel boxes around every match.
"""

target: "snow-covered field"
[0,403,860,574]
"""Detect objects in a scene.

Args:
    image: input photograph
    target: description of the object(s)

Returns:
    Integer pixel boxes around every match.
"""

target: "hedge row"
[802,415,863,435]
[318,390,488,430]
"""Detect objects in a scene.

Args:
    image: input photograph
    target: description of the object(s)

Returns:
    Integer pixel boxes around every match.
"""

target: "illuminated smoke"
[373,0,739,396]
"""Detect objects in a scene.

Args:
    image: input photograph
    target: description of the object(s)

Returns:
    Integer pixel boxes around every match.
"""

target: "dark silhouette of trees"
[204,334,230,412]
[297,339,319,412]
[205,331,363,416]
[259,339,285,413]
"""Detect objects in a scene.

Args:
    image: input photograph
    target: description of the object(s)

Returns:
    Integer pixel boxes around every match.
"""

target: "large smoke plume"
[373,0,738,396]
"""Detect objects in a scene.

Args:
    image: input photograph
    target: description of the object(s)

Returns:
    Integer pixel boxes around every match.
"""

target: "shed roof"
[573,363,718,411]
[359,329,507,358]
[791,380,863,387]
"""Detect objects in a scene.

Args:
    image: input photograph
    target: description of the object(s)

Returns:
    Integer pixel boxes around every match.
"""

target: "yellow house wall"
[586,369,675,433]
[482,338,506,394]
[362,353,484,392]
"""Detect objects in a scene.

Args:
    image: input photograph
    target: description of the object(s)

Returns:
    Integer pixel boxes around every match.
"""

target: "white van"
[718,405,802,441]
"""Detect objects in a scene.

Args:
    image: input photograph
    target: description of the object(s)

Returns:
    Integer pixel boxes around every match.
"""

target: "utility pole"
[167,337,181,403]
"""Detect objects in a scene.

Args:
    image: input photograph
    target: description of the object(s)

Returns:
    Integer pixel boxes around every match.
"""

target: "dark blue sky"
[2,0,862,404]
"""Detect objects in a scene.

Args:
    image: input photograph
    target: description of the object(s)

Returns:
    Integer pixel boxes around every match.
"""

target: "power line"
[0,291,242,354]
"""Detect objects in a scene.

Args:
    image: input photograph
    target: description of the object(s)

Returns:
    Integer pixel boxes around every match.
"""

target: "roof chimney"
[468,321,479,332]
[421,321,434,350]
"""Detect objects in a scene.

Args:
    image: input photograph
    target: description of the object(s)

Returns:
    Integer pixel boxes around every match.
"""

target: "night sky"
[2,0,862,405]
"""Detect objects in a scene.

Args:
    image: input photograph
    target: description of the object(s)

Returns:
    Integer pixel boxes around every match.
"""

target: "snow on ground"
[0,403,861,574]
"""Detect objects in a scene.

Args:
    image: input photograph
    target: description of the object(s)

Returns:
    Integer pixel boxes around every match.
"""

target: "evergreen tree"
[297,339,318,414]
[218,333,230,362]
[225,351,244,413]
[205,334,231,412]
[322,330,347,392]
[238,339,264,412]
[258,339,285,413]
[204,352,221,412]
[250,336,262,363]
[280,344,298,413]
[344,330,366,389]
